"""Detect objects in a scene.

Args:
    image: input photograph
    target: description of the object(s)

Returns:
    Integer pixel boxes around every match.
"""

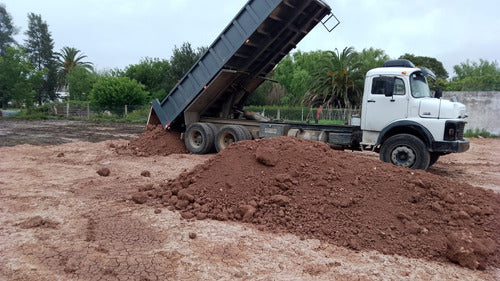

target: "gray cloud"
[6,0,499,77]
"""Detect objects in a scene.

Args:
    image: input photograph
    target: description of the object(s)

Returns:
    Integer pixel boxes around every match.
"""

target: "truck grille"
[457,122,465,140]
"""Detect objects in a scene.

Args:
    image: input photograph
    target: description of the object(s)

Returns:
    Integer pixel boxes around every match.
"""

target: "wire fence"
[46,102,361,124]
[244,106,361,123]
[49,103,151,122]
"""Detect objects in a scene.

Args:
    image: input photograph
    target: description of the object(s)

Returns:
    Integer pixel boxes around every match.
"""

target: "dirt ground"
[0,119,499,280]
[0,119,145,146]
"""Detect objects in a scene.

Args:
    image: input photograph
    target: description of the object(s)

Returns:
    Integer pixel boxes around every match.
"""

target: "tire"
[215,125,248,152]
[184,123,215,154]
[205,123,219,153]
[429,152,440,167]
[235,125,252,141]
[379,134,430,170]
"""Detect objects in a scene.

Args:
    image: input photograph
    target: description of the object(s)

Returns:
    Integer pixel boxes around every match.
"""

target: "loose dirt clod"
[97,167,110,177]
[446,230,496,270]
[131,192,149,204]
[147,136,499,269]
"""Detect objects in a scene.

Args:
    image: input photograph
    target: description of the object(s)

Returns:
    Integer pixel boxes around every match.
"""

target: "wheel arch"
[377,121,434,149]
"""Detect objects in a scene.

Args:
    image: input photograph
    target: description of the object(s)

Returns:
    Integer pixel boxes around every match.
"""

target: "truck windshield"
[410,72,431,98]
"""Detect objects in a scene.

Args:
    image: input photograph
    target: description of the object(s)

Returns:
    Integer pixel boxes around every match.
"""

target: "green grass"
[464,128,498,138]
[3,105,149,124]
[316,119,346,125]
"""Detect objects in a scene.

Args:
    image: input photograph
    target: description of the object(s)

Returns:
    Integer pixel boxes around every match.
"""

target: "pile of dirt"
[138,137,499,270]
[116,125,188,156]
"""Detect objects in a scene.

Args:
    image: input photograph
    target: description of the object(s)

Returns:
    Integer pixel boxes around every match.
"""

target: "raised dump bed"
[149,0,332,129]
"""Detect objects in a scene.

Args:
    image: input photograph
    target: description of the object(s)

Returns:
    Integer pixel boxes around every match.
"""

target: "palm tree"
[354,47,390,80]
[55,46,93,90]
[304,47,362,108]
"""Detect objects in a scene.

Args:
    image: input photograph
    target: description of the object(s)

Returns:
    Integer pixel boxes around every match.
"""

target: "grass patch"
[464,128,498,138]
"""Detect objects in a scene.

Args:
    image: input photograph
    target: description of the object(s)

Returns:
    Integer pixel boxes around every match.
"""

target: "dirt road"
[0,119,498,280]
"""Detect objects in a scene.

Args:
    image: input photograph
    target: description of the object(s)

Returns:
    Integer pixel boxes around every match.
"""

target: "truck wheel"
[429,152,440,167]
[235,125,252,141]
[205,123,219,152]
[184,123,215,154]
[380,134,430,170]
[215,125,248,152]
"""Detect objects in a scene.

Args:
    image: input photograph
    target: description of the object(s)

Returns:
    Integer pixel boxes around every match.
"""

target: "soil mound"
[143,137,499,269]
[118,125,188,156]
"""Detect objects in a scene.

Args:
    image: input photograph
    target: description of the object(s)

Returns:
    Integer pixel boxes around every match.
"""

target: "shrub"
[89,77,149,113]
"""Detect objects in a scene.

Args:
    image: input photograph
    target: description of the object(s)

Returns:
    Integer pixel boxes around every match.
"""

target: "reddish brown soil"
[1,119,499,280]
[116,125,188,156]
[141,137,499,270]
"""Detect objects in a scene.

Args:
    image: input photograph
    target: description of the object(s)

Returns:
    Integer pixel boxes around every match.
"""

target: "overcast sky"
[3,0,499,77]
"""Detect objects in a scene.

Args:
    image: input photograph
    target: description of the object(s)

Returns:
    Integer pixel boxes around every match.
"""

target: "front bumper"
[431,139,470,153]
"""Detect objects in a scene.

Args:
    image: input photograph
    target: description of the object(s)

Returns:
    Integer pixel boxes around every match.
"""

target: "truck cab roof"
[366,67,417,77]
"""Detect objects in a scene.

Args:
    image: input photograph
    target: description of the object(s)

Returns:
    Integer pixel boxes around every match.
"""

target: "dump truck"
[148,0,469,170]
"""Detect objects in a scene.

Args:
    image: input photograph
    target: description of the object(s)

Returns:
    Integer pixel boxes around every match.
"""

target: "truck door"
[363,76,408,132]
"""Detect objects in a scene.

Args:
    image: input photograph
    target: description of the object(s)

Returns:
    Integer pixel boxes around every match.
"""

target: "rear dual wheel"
[215,125,251,152]
[184,123,216,154]
[185,123,251,154]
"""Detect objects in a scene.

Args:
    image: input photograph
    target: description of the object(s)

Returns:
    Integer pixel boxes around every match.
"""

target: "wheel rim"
[189,130,203,148]
[221,132,236,147]
[391,146,416,167]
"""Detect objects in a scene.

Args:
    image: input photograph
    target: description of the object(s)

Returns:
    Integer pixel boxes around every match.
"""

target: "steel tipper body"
[148,0,332,129]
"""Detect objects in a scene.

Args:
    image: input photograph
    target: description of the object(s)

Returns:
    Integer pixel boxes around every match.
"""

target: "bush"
[14,105,51,119]
[89,77,149,113]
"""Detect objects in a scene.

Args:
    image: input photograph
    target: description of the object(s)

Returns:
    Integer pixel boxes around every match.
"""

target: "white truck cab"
[360,59,469,169]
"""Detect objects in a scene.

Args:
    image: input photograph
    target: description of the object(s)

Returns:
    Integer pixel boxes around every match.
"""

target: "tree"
[66,65,98,101]
[0,46,38,108]
[399,53,448,79]
[124,57,170,100]
[448,59,500,91]
[99,68,124,78]
[273,51,325,106]
[89,77,149,111]
[354,48,390,78]
[0,3,18,56]
[398,54,449,91]
[306,47,362,108]
[284,68,310,105]
[246,80,285,106]
[165,42,205,91]
[24,13,57,104]
[55,46,93,90]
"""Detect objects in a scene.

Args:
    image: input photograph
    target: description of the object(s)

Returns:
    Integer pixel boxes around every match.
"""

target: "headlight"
[444,121,465,141]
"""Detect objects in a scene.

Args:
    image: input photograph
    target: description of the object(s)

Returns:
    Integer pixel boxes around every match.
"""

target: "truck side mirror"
[384,78,395,97]
[434,88,442,99]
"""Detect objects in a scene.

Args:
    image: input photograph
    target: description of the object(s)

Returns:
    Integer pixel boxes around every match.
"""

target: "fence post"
[87,103,90,119]
[301,108,304,121]
[66,103,69,118]
[124,105,128,117]
[277,108,281,120]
